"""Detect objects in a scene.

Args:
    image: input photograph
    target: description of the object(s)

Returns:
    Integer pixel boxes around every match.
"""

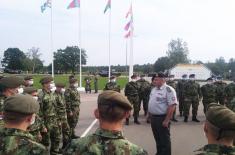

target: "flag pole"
[125,39,128,76]
[79,3,82,88]
[51,0,54,78]
[108,4,111,80]
[129,2,133,82]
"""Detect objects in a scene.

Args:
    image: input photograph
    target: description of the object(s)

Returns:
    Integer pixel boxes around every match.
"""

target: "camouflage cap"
[206,77,213,81]
[131,74,137,79]
[98,90,132,110]
[23,87,37,94]
[24,75,33,81]
[189,74,195,78]
[40,76,53,84]
[206,103,235,131]
[69,78,77,84]
[0,76,24,88]
[4,94,39,114]
[55,82,65,88]
[182,74,187,78]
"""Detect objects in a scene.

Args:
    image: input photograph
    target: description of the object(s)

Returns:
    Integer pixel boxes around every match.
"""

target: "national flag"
[104,0,111,14]
[41,0,51,13]
[124,20,132,31]
[67,0,80,9]
[125,4,132,18]
[124,31,131,38]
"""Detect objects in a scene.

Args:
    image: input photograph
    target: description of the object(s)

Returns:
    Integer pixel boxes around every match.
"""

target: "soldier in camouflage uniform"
[94,74,98,93]
[214,76,227,105]
[64,78,80,139]
[182,74,202,122]
[125,75,140,125]
[0,94,46,155]
[194,103,235,155]
[176,74,188,117]
[64,90,148,155]
[136,75,151,116]
[224,78,235,106]
[54,83,71,148]
[38,76,61,155]
[84,76,92,94]
[104,76,121,92]
[0,76,24,128]
[166,74,178,122]
[24,87,47,143]
[201,78,217,114]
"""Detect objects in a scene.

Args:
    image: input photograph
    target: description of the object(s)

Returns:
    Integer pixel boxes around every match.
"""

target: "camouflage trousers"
[139,95,149,113]
[202,99,216,114]
[216,96,225,105]
[183,97,199,117]
[0,120,4,128]
[42,117,62,155]
[127,95,140,117]
[58,117,71,145]
[67,106,80,137]
[178,97,184,114]
[30,130,42,143]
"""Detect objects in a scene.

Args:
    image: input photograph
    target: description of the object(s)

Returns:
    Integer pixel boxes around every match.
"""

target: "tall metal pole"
[51,0,54,77]
[108,6,111,80]
[129,2,133,81]
[79,4,82,88]
[126,39,128,75]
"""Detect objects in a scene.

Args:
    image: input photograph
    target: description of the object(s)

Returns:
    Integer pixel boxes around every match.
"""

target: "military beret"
[40,76,53,84]
[206,103,235,130]
[24,75,33,81]
[206,77,213,81]
[23,87,37,94]
[69,75,75,80]
[110,76,116,80]
[189,74,195,78]
[0,76,24,88]
[55,82,65,88]
[131,74,137,79]
[98,90,132,110]
[182,74,187,78]
[69,78,77,84]
[157,72,167,78]
[4,94,39,114]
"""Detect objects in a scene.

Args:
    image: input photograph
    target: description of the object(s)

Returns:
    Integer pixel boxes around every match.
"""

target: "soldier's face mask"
[33,96,38,101]
[74,83,79,88]
[28,80,34,85]
[189,77,195,81]
[61,88,66,93]
[111,79,116,82]
[132,79,137,82]
[17,87,24,94]
[30,114,36,125]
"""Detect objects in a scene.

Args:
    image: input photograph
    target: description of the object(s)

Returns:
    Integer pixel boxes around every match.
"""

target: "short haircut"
[98,101,127,122]
[151,74,157,82]
[3,111,32,124]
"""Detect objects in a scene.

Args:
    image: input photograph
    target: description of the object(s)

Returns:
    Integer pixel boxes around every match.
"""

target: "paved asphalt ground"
[75,92,207,155]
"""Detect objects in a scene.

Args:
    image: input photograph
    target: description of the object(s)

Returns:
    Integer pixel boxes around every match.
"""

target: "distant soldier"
[176,74,188,117]
[0,94,46,155]
[214,76,227,105]
[85,76,92,94]
[201,78,217,114]
[166,74,178,122]
[94,75,98,93]
[64,90,148,155]
[224,78,235,106]
[64,78,80,138]
[103,76,120,92]
[38,76,61,154]
[54,83,71,148]
[0,76,24,128]
[24,75,34,87]
[137,74,151,116]
[182,74,202,122]
[194,103,235,155]
[24,87,47,143]
[125,75,140,125]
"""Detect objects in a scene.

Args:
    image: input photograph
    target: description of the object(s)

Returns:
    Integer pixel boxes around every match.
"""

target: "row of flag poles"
[41,0,134,88]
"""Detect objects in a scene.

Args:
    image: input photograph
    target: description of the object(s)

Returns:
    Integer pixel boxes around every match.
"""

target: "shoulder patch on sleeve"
[166,86,172,92]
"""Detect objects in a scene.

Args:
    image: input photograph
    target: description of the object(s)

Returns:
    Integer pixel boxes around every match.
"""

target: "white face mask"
[74,83,79,88]
[33,96,38,101]
[50,86,56,92]
[132,79,137,82]
[189,78,195,81]
[111,79,116,82]
[17,88,24,94]
[28,80,34,85]
[61,88,65,93]
[30,114,36,125]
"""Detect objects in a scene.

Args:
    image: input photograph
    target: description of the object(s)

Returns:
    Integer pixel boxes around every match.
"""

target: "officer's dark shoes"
[192,117,200,122]
[125,118,129,125]
[134,117,141,125]
[184,116,188,122]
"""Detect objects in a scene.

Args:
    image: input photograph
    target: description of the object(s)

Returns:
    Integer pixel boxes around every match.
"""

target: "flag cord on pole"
[51,0,54,78]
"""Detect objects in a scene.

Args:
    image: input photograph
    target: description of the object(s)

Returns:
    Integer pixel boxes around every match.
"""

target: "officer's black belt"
[152,114,166,117]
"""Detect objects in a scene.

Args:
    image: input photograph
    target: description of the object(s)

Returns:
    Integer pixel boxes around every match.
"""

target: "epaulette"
[166,86,172,93]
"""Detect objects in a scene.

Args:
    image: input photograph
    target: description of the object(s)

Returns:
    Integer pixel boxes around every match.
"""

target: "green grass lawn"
[30,74,128,90]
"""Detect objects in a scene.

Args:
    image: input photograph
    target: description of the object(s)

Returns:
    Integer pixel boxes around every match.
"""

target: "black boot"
[192,116,200,122]
[180,112,182,117]
[184,116,188,122]
[125,118,129,125]
[134,117,140,125]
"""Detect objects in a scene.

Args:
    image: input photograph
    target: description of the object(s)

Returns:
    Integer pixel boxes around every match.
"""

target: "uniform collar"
[0,128,35,140]
[195,144,235,153]
[94,128,124,139]
[156,83,166,90]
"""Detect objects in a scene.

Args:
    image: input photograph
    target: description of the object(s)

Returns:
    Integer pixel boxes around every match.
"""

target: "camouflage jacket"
[214,81,227,97]
[166,80,177,90]
[182,80,202,99]
[38,89,57,119]
[0,128,47,155]
[125,81,139,96]
[225,82,235,104]
[104,82,121,93]
[28,114,45,133]
[176,80,187,99]
[201,83,217,103]
[64,128,148,155]
[136,79,151,96]
[195,144,235,155]
[0,96,6,128]
[227,98,235,112]
[64,87,81,113]
[54,91,67,120]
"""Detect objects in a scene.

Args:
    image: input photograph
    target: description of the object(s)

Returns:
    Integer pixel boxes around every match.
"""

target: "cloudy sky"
[1,0,235,66]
